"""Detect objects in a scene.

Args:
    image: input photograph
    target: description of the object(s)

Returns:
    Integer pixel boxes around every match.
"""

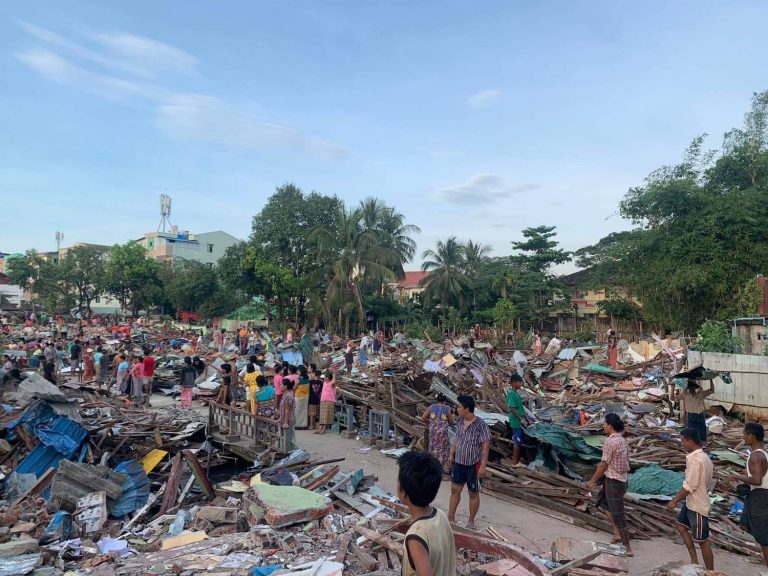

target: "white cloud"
[94,32,197,76]
[17,20,196,79]
[16,22,346,159]
[16,48,145,100]
[158,94,349,158]
[435,173,540,205]
[467,89,502,108]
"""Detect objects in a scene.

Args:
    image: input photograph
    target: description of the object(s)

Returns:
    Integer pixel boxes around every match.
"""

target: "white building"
[137,230,240,265]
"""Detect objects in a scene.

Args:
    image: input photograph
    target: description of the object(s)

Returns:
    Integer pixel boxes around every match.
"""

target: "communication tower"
[158,194,173,233]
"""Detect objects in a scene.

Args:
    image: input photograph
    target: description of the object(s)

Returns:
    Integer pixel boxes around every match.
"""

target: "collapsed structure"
[0,321,763,575]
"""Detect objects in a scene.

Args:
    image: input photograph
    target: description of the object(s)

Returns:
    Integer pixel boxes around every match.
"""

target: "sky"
[2,1,768,270]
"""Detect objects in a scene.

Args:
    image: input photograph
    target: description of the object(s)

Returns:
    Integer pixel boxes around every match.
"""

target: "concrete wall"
[688,350,768,421]
[732,322,768,355]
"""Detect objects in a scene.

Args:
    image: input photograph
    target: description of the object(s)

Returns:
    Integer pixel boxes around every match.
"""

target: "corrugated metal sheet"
[15,443,64,477]
[111,460,150,518]
[13,406,88,479]
[689,350,768,420]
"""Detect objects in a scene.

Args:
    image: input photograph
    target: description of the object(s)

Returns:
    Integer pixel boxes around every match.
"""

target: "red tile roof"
[397,271,431,289]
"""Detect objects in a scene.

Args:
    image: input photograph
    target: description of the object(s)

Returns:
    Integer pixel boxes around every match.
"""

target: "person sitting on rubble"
[397,450,457,576]
[676,379,714,445]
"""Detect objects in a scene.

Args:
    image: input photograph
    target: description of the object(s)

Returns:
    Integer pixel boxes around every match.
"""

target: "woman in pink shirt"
[316,370,337,435]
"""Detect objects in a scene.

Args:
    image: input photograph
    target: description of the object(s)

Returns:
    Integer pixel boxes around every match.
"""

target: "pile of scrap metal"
[0,370,224,575]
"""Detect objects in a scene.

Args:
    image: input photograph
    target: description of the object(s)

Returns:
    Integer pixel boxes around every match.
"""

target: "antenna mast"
[158,194,173,233]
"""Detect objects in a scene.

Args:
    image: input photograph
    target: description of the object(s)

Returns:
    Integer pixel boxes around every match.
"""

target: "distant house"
[391,271,431,304]
[558,268,637,318]
[137,229,240,265]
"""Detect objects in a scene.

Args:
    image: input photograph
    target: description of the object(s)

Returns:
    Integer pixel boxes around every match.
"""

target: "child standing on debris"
[244,363,259,414]
[273,364,285,409]
[308,369,323,430]
[278,378,296,450]
[344,341,355,374]
[316,370,336,435]
[397,450,457,576]
[179,356,196,409]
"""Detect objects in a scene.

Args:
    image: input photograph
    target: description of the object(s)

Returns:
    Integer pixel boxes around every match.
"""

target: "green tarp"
[627,464,684,497]
[525,423,603,462]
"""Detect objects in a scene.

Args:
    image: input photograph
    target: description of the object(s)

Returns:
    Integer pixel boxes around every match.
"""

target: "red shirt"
[143,356,155,377]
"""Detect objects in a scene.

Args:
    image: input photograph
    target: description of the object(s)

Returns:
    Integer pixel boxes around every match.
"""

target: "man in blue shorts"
[447,395,490,530]
[667,428,714,570]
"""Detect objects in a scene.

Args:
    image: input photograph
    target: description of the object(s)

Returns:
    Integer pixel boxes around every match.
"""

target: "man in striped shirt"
[586,413,632,556]
[447,395,490,530]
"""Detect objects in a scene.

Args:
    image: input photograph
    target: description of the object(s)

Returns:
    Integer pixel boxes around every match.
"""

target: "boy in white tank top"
[397,450,456,576]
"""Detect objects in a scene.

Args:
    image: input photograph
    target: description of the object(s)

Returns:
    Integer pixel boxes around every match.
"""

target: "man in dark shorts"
[731,422,768,568]
[447,395,490,530]
[586,413,632,556]
[667,428,714,570]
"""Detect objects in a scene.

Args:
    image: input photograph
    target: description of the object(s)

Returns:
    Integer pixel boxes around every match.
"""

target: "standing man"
[666,428,715,570]
[586,413,633,556]
[732,423,768,568]
[70,339,82,382]
[506,374,528,468]
[447,395,491,530]
[676,380,715,445]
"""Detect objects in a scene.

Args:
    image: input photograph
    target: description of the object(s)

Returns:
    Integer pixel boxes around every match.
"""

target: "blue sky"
[2,1,767,269]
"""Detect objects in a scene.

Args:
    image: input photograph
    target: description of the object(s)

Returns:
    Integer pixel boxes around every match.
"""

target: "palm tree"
[358,198,421,279]
[420,237,471,313]
[463,240,492,310]
[310,204,398,332]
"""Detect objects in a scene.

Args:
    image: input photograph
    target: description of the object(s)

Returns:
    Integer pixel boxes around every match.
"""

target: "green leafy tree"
[578,93,768,330]
[463,240,492,311]
[508,226,571,328]
[311,204,397,332]
[5,250,40,296]
[105,242,161,315]
[492,297,517,332]
[162,260,219,315]
[693,320,742,353]
[64,246,107,312]
[420,237,471,313]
